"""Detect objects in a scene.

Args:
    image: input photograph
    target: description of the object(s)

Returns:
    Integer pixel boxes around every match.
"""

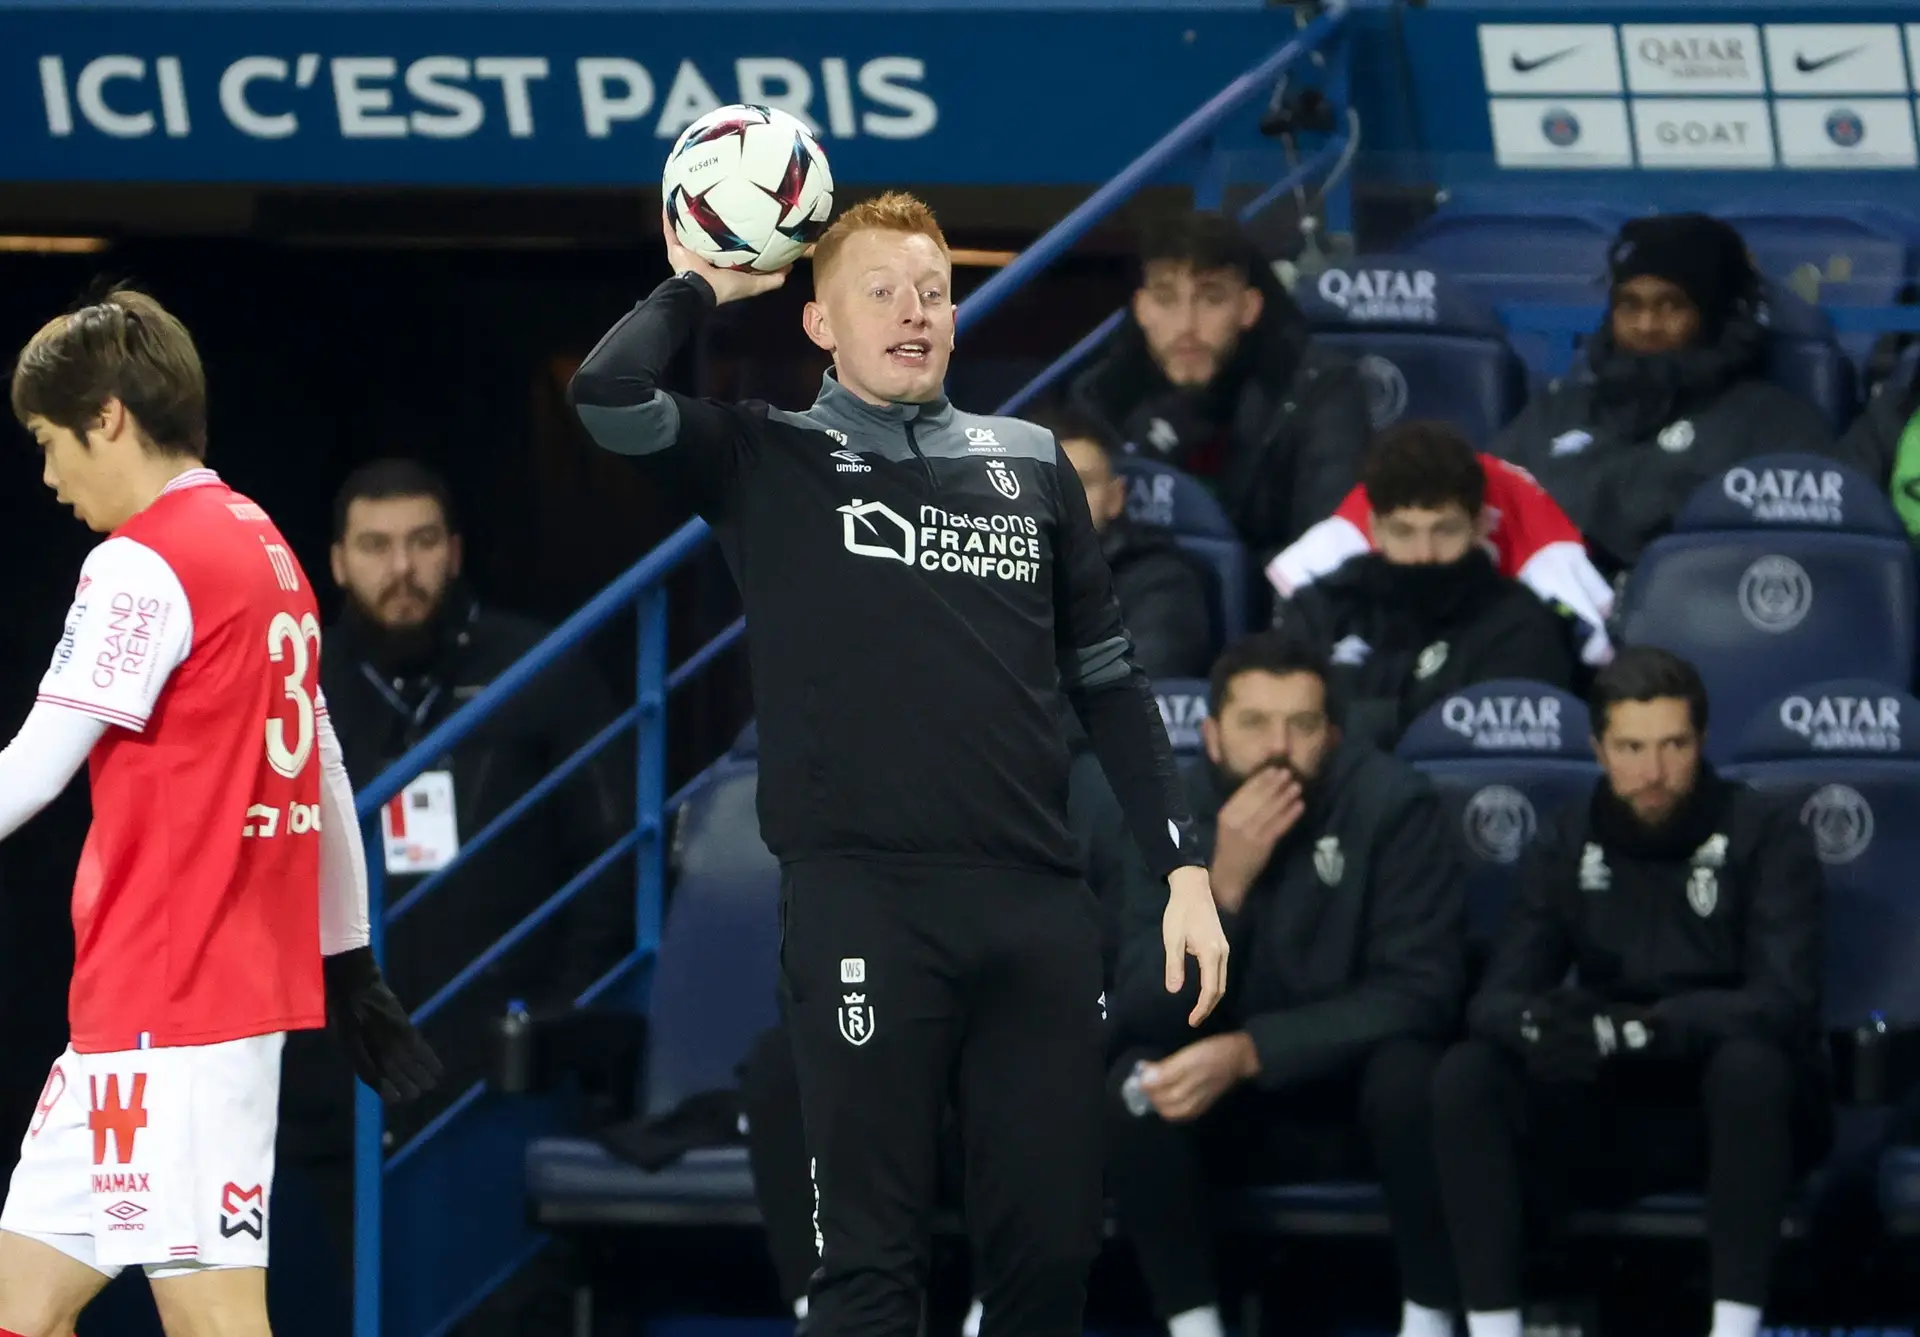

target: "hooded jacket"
[1275,550,1578,750]
[1831,363,1920,531]
[1490,304,1834,571]
[1067,268,1374,563]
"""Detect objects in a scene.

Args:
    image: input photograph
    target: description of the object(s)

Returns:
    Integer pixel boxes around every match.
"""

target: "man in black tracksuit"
[1067,211,1374,563]
[569,196,1229,1337]
[1105,630,1465,1337]
[1275,421,1577,749]
[1491,213,1834,574]
[1432,647,1831,1337]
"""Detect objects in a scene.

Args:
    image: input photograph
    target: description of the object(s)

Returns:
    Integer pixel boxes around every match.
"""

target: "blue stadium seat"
[1396,207,1632,303]
[1758,287,1860,433]
[1292,253,1528,446]
[1712,207,1911,311]
[526,756,779,1227]
[1151,677,1209,758]
[1722,679,1920,1031]
[1112,454,1252,635]
[1619,455,1917,763]
[1394,679,1599,948]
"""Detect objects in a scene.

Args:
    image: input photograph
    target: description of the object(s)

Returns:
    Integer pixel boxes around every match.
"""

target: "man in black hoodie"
[277,458,632,1307]
[1041,404,1216,677]
[1067,212,1374,563]
[1275,421,1578,749]
[1105,630,1464,1337]
[1432,647,1831,1337]
[1491,214,1834,574]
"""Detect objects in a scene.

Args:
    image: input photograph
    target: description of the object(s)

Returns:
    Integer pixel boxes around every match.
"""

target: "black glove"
[1519,989,1661,1085]
[323,947,445,1103]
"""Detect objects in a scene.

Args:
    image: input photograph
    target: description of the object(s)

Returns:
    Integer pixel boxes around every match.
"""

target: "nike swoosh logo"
[1511,47,1581,74]
[1795,46,1863,74]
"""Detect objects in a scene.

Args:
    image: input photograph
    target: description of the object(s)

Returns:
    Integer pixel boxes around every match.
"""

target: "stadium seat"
[1619,455,1917,763]
[1292,253,1529,446]
[1396,206,1632,303]
[1393,679,1599,949]
[1150,677,1209,758]
[1112,454,1252,635]
[526,756,779,1228]
[1758,286,1860,434]
[1712,206,1911,311]
[1722,679,1920,1031]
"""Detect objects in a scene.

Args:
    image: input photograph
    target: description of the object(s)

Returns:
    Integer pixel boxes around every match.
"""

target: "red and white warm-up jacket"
[1266,454,1616,666]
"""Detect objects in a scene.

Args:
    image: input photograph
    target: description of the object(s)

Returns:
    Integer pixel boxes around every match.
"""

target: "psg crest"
[838,993,875,1046]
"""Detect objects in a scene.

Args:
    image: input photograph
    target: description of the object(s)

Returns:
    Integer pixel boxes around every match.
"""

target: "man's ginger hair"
[811,191,951,290]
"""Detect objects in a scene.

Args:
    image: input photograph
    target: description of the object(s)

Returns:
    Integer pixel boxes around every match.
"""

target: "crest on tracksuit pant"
[838,957,875,1046]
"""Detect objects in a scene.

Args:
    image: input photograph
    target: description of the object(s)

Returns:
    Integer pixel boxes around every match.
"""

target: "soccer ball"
[662,104,835,274]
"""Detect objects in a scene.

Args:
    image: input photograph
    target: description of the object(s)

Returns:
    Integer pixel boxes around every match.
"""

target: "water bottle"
[494,998,534,1093]
[1855,1011,1890,1105]
[1121,1059,1155,1117]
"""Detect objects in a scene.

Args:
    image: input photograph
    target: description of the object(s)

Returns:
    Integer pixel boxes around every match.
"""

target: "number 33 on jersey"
[37,468,330,1056]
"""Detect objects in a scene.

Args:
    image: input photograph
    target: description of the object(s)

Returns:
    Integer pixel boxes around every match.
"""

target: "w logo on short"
[88,1073,148,1166]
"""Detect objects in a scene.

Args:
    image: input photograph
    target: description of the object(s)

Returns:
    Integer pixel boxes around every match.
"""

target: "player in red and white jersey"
[0,289,440,1337]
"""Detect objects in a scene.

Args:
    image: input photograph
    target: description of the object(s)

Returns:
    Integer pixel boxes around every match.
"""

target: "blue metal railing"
[346,7,1352,1333]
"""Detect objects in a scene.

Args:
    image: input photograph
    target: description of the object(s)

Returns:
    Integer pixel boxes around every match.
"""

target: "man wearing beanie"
[1489,213,1834,574]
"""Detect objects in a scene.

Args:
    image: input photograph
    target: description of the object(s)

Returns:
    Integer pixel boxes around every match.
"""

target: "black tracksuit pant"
[1104,1038,1458,1318]
[741,1024,968,1309]
[1431,1037,1834,1311]
[780,857,1107,1337]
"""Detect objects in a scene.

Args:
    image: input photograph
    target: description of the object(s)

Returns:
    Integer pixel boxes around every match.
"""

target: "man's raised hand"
[662,210,789,305]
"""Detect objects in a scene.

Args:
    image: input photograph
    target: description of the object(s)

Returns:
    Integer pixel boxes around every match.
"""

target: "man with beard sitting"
[1103,630,1465,1337]
[274,458,631,1320]
[1274,421,1579,749]
[1490,213,1835,575]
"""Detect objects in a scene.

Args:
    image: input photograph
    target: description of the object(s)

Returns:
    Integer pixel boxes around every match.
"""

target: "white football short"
[0,1032,284,1279]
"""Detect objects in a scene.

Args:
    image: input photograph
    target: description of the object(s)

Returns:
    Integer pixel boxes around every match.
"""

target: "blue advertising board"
[0,6,1294,186]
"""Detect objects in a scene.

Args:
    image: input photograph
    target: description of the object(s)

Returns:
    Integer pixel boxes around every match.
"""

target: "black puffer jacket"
[1101,518,1216,679]
[1491,306,1835,572]
[1067,270,1374,563]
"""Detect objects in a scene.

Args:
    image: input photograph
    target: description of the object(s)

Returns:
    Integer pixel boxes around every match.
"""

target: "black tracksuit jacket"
[1113,745,1466,1089]
[1471,772,1827,1066]
[1275,550,1579,749]
[569,273,1193,880]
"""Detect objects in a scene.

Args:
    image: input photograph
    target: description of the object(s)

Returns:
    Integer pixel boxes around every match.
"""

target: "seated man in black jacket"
[1106,630,1464,1337]
[1067,211,1373,563]
[1275,420,1578,749]
[1042,405,1216,677]
[1491,214,1834,574]
[1433,646,1831,1337]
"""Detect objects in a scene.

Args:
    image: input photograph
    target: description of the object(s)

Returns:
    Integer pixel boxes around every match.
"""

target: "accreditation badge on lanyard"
[364,663,463,875]
[382,772,461,875]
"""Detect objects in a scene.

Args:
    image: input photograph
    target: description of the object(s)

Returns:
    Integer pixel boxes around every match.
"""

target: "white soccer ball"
[662,104,835,274]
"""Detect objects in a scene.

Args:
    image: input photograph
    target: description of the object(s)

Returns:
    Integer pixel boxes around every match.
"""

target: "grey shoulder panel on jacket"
[921,411,1059,462]
[577,393,681,457]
